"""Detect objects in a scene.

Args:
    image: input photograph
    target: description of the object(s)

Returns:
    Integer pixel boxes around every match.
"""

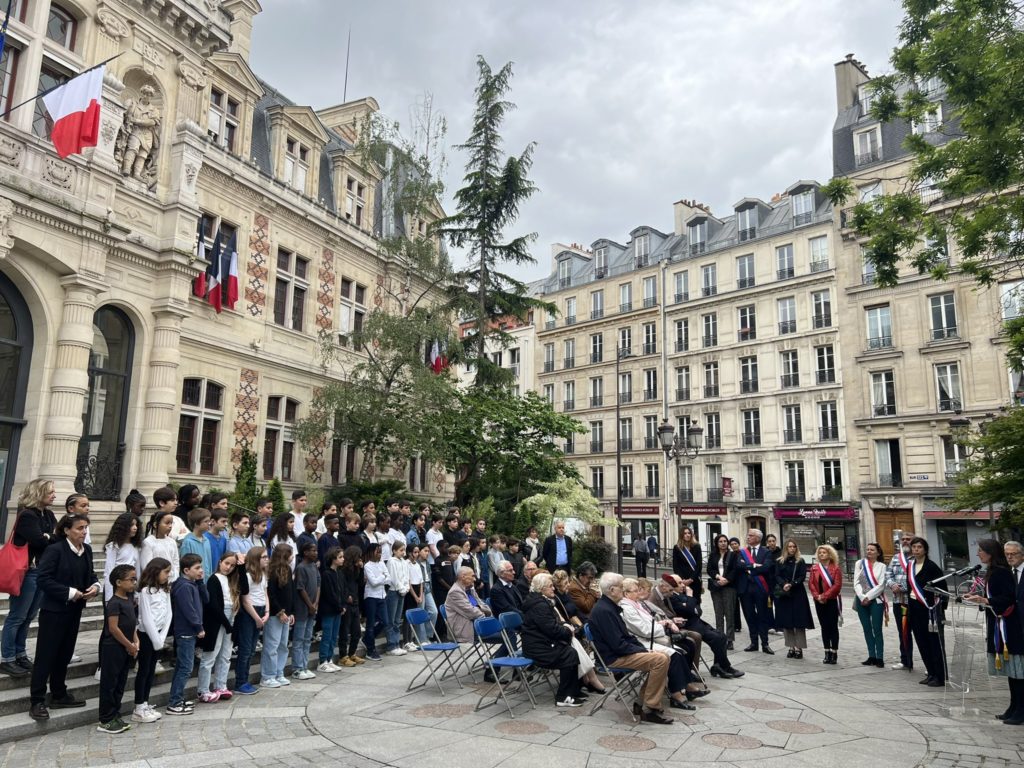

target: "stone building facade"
[0,0,447,538]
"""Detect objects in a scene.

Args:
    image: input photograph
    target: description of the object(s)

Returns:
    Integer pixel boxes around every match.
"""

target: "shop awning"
[773,507,858,520]
[923,510,1000,520]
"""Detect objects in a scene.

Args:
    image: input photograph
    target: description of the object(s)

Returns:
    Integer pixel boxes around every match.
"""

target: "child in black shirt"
[99,564,139,733]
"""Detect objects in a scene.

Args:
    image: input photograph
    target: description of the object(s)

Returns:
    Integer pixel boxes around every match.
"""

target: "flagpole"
[1,51,124,118]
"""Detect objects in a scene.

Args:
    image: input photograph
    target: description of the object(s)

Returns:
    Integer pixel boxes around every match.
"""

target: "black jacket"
[319,567,345,616]
[489,580,524,617]
[772,557,815,630]
[12,506,58,567]
[35,539,98,614]
[520,592,578,670]
[589,594,646,662]
[673,543,703,599]
[339,567,361,607]
[268,574,297,616]
[706,549,739,592]
[541,534,573,572]
[200,574,235,652]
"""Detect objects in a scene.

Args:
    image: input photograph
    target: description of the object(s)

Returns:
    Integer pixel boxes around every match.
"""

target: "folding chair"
[472,616,536,717]
[499,611,556,695]
[405,608,465,695]
[583,623,644,723]
[437,604,499,681]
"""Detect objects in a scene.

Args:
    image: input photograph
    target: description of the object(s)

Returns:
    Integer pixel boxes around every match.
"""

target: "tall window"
[619,283,632,312]
[785,461,806,500]
[935,363,962,411]
[707,464,724,500]
[591,290,604,320]
[737,208,757,240]
[557,258,572,288]
[855,127,881,165]
[345,177,366,226]
[589,377,603,407]
[674,318,689,351]
[564,297,577,324]
[777,297,796,334]
[542,343,555,373]
[635,234,650,263]
[273,248,309,331]
[822,460,843,499]
[703,361,719,397]
[337,278,365,346]
[702,312,717,347]
[776,244,795,279]
[76,307,134,500]
[264,397,299,481]
[871,370,896,416]
[674,271,689,302]
[642,276,657,307]
[330,439,355,485]
[284,137,309,191]
[816,344,836,384]
[705,412,721,449]
[642,322,657,354]
[780,350,799,388]
[618,326,632,354]
[563,381,575,411]
[736,253,755,289]
[876,439,903,487]
[208,88,239,152]
[643,368,658,401]
[866,305,892,349]
[738,305,756,340]
[0,41,20,119]
[742,409,761,446]
[1001,281,1024,320]
[563,338,575,369]
[644,415,659,449]
[542,384,554,403]
[589,421,604,452]
[620,464,634,497]
[701,264,717,296]
[739,355,758,393]
[594,247,607,276]
[809,236,829,271]
[590,466,604,496]
[812,289,832,328]
[618,371,632,403]
[689,221,707,254]
[645,464,660,498]
[33,63,69,137]
[745,464,764,499]
[176,379,224,475]
[590,332,603,364]
[619,417,633,450]
[47,4,78,50]
[793,191,815,226]
[819,401,839,440]
[675,365,690,400]
[783,404,802,443]
[930,293,958,339]
[0,272,32,516]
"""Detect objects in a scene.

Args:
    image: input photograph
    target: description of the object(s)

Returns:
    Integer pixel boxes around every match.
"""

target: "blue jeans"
[414,591,439,644]
[170,635,197,707]
[292,616,315,671]
[362,596,386,655]
[234,605,263,688]
[319,614,341,662]
[1,568,42,661]
[385,590,404,649]
[260,616,290,680]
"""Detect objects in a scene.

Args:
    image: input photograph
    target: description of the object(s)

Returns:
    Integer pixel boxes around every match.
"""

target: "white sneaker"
[891,662,905,670]
[260,678,281,689]
[94,670,102,681]
[131,707,160,723]
[153,662,166,674]
[69,654,82,663]
[144,704,162,720]
[403,642,420,652]
[556,696,583,708]
[329,661,344,672]
[317,662,335,673]
[387,648,407,657]
[276,675,291,686]
[294,669,316,680]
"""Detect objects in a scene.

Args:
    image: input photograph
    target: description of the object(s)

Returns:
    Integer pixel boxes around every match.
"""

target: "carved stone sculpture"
[114,84,161,187]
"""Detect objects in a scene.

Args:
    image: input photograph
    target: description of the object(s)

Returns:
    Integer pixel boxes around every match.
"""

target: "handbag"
[772,561,798,600]
[0,510,30,596]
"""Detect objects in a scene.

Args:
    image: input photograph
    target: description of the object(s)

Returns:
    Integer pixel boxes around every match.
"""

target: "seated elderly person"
[656,574,744,679]
[567,561,600,619]
[444,566,492,644]
[521,572,588,707]
[515,560,539,599]
[620,578,701,709]
[588,572,674,724]
[644,576,705,661]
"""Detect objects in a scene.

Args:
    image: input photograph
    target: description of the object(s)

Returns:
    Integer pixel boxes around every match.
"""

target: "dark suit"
[672,543,704,602]
[1014,565,1024,636]
[735,545,773,646]
[666,590,734,669]
[489,579,524,656]
[541,534,573,572]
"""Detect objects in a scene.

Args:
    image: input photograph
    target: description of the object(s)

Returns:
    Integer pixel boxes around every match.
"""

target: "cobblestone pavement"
[0,598,1021,768]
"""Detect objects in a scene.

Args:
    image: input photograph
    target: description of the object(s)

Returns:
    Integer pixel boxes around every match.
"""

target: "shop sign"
[923,510,1000,520]
[673,505,727,517]
[615,505,660,516]
[773,507,857,520]
[784,526,817,537]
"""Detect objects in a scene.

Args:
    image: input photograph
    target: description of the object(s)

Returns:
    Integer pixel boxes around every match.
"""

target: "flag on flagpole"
[192,217,208,298]
[40,65,105,158]
[429,339,448,374]
[205,230,224,314]
[224,231,239,310]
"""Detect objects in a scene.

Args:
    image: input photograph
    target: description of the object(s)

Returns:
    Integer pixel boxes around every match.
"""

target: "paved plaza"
[0,596,1021,768]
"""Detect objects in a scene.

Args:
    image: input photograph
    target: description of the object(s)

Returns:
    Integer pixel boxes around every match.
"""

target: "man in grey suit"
[444,566,491,644]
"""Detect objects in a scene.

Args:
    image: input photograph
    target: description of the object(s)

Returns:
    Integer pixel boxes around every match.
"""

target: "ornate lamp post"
[614,346,632,573]
[658,418,702,546]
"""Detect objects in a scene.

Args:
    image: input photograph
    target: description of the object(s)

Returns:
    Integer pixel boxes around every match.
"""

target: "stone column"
[38,276,105,497]
[134,304,186,494]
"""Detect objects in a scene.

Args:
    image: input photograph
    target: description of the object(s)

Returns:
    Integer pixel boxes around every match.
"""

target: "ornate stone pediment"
[208,52,264,98]
[267,105,330,145]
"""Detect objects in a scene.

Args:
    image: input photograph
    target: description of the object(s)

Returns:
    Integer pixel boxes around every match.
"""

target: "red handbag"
[0,511,30,596]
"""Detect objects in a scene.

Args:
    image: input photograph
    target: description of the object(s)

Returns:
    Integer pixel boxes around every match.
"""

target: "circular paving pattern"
[702,733,764,750]
[735,698,785,711]
[409,703,475,718]
[597,735,658,752]
[767,719,824,734]
[495,720,550,735]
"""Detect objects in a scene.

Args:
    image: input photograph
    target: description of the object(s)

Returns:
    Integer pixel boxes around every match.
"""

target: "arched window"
[45,4,78,50]
[0,272,33,529]
[75,306,133,500]
[175,378,224,475]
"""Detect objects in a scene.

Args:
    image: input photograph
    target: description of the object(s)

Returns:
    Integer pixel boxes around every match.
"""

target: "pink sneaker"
[215,688,233,700]
[198,691,220,703]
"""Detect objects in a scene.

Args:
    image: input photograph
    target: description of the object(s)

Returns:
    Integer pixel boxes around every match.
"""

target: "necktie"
[1015,567,1019,585]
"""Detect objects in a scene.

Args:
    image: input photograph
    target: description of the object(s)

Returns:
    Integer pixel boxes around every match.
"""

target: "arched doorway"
[0,271,33,534]
[75,306,134,500]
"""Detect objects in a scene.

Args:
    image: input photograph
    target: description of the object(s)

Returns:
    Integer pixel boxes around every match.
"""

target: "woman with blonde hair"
[808,544,843,664]
[773,540,814,659]
[1,479,58,678]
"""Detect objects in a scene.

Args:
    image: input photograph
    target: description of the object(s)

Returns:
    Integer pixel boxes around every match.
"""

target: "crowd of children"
[1,480,541,734]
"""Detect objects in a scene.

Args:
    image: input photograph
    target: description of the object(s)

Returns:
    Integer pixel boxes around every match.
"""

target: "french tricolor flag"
[223,232,239,310]
[40,65,105,159]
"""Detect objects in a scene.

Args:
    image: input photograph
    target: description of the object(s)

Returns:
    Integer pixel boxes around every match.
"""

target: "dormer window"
[688,221,707,255]
[858,83,873,116]
[558,258,572,289]
[284,137,309,191]
[737,208,757,241]
[208,88,240,153]
[854,127,881,166]
[594,247,607,277]
[919,76,942,96]
[792,190,815,226]
[345,176,366,226]
[46,5,78,51]
[635,234,650,265]
[912,104,942,135]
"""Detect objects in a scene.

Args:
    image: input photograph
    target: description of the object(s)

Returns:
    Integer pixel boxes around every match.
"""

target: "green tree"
[822,0,1024,293]
[437,56,552,388]
[512,476,620,541]
[230,447,261,513]
[947,407,1024,532]
[266,478,287,518]
[442,388,585,508]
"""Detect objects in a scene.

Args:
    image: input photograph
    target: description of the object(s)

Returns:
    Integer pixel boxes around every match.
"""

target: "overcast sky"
[250,0,906,282]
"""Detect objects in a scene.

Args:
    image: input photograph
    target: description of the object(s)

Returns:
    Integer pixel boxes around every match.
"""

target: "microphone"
[926,563,981,585]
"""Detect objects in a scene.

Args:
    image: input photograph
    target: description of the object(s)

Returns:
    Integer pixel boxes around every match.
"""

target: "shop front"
[923,503,999,571]
[616,504,664,563]
[773,506,860,576]
[673,504,728,553]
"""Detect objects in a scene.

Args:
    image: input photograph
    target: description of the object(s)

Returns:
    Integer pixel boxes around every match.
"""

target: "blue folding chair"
[583,623,643,723]
[473,616,536,717]
[405,608,464,695]
[498,611,554,695]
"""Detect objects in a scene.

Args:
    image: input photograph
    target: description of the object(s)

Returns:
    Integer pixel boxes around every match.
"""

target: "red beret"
[661,574,677,586]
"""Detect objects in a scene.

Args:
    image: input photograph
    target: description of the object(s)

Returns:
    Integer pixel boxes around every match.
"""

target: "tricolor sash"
[816,562,843,613]
[681,546,698,572]
[741,547,770,593]
[861,559,889,624]
[906,560,933,609]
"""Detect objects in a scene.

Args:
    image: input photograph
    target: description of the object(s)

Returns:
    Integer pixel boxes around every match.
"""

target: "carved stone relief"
[96,6,130,40]
[0,196,15,254]
[114,76,163,190]
[44,157,74,190]
[0,136,23,169]
[178,60,208,90]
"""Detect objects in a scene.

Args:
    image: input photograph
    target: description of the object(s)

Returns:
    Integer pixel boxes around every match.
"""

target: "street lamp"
[614,346,633,573]
[658,418,703,539]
